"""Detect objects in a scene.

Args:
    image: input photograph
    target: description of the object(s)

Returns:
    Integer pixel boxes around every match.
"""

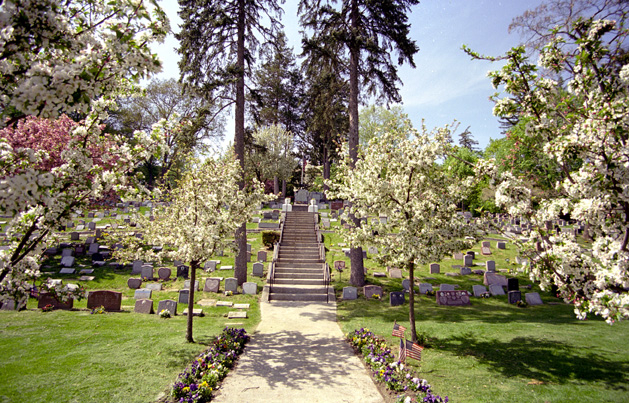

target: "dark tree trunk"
[234,0,248,286]
[323,146,330,193]
[186,260,199,343]
[282,179,286,198]
[408,261,417,342]
[348,0,364,287]
[274,176,280,195]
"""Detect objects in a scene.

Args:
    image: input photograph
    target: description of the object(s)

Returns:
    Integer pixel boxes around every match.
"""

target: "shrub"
[261,231,280,248]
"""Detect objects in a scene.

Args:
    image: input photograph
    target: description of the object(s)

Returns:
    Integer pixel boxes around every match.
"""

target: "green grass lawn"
[320,213,629,402]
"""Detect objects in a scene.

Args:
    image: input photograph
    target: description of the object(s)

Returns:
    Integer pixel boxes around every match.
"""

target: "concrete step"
[276,260,323,267]
[270,284,328,294]
[269,292,329,302]
[274,272,322,280]
[274,266,322,274]
[273,278,325,285]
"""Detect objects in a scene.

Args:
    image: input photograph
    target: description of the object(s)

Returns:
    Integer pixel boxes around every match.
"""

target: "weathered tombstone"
[439,284,455,291]
[70,232,80,241]
[204,278,220,293]
[525,292,543,305]
[87,290,122,311]
[388,269,403,278]
[389,291,405,306]
[419,283,433,294]
[242,282,257,295]
[146,283,162,291]
[134,298,154,314]
[482,241,491,248]
[141,266,153,281]
[497,241,506,250]
[463,255,473,267]
[460,267,472,275]
[224,277,238,293]
[157,299,177,315]
[252,262,264,277]
[88,222,96,230]
[507,278,519,292]
[37,292,73,310]
[257,251,267,262]
[184,280,200,291]
[61,248,74,257]
[173,260,183,267]
[134,288,152,300]
[127,278,142,289]
[486,260,496,272]
[467,251,475,258]
[402,279,411,292]
[157,267,171,280]
[178,289,190,304]
[489,284,505,296]
[342,286,357,300]
[436,290,471,306]
[131,260,143,274]
[484,272,508,287]
[472,285,488,297]
[204,261,217,272]
[60,256,75,268]
[368,246,378,255]
[176,265,189,279]
[429,263,440,274]
[508,290,522,304]
[453,252,464,260]
[363,285,383,299]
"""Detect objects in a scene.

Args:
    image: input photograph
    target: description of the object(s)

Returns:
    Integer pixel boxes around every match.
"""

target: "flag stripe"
[405,339,423,361]
[392,323,406,338]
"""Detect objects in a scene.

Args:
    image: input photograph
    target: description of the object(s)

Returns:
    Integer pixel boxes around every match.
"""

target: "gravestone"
[60,256,74,268]
[174,260,183,267]
[216,301,233,307]
[204,261,217,272]
[183,308,204,316]
[219,265,233,271]
[486,261,496,272]
[87,290,122,311]
[157,267,171,280]
[141,266,153,281]
[88,222,96,230]
[204,278,220,293]
[37,292,73,310]
[76,224,85,231]
[131,260,143,274]
[252,262,264,277]
[482,241,491,248]
[484,272,507,287]
[402,279,411,292]
[363,285,383,299]
[59,268,75,275]
[176,265,189,279]
[467,251,475,258]
[224,277,238,293]
[257,251,267,262]
[389,291,405,306]
[178,289,190,304]
[429,263,440,274]
[368,246,378,255]
[481,246,491,255]
[134,288,152,299]
[460,267,472,275]
[508,290,522,304]
[472,285,488,297]
[388,269,403,279]
[334,261,346,271]
[146,283,162,291]
[342,286,357,300]
[497,241,506,250]
[419,283,433,294]
[453,252,464,260]
[70,232,80,241]
[507,278,519,292]
[134,299,154,314]
[439,284,455,291]
[242,282,257,295]
[463,255,473,267]
[436,290,471,306]
[525,292,543,305]
[228,311,247,319]
[184,280,200,291]
[157,299,177,316]
[489,284,505,296]
[127,278,142,289]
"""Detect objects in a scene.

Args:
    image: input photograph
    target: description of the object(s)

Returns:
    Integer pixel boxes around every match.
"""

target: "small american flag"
[392,322,406,338]
[405,339,423,361]
[399,337,406,363]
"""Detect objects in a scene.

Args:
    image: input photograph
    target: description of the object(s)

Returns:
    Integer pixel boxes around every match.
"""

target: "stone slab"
[157,299,177,316]
[525,292,543,305]
[342,286,357,300]
[216,301,234,307]
[436,290,471,306]
[228,311,247,319]
[134,299,154,314]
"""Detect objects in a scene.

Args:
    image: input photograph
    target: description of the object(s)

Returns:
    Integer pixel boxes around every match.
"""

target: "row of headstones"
[129,277,259,301]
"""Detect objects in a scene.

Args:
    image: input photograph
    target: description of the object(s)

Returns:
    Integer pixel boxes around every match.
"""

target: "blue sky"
[151,0,544,151]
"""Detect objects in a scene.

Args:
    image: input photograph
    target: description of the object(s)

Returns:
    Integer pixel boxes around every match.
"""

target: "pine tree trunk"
[323,146,330,193]
[348,0,364,287]
[282,179,286,198]
[233,0,248,286]
[186,261,198,343]
[408,261,417,342]
[274,176,279,195]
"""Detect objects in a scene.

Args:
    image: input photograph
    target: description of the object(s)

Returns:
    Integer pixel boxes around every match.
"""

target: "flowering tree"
[0,0,170,308]
[113,157,269,342]
[328,126,480,341]
[468,17,629,323]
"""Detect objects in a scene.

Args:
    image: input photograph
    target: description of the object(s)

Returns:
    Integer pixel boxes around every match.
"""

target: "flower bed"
[171,327,249,402]
[346,328,448,403]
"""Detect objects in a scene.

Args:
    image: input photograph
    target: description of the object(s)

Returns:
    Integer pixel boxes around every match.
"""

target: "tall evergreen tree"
[176,0,282,285]
[299,0,419,286]
[457,126,479,152]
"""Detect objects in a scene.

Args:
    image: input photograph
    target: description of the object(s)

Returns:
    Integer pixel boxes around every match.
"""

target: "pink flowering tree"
[468,17,629,323]
[0,0,170,308]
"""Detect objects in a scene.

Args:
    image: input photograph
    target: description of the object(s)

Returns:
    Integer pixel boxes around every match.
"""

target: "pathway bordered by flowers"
[171,327,249,403]
[347,328,448,403]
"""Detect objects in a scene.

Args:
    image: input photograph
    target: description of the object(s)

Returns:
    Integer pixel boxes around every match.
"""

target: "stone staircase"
[268,211,331,302]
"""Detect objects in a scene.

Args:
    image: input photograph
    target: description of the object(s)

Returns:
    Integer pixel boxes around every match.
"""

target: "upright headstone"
[257,251,267,262]
[463,255,473,267]
[252,262,264,277]
[363,285,383,299]
[87,290,122,311]
[141,266,153,281]
[60,256,75,268]
[146,283,162,291]
[439,284,455,291]
[368,246,378,255]
[497,241,506,250]
[131,260,143,274]
[157,267,171,280]
[134,288,152,300]
[184,280,200,291]
[176,265,189,279]
[508,290,522,304]
[127,278,142,289]
[204,278,220,293]
[489,284,505,296]
[402,279,411,292]
[460,267,472,275]
[525,292,543,305]
[134,299,154,314]
[507,278,519,292]
[429,263,440,274]
[484,272,508,287]
[481,241,491,248]
[342,286,357,300]
[389,291,405,306]
[472,285,488,297]
[419,283,433,294]
[178,289,190,304]
[157,299,177,315]
[204,261,217,272]
[486,261,496,272]
[224,277,238,293]
[388,269,403,278]
[70,232,80,241]
[242,282,257,295]
[436,290,471,306]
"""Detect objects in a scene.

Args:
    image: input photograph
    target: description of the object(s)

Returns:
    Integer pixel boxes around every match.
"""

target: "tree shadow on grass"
[434,332,629,390]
